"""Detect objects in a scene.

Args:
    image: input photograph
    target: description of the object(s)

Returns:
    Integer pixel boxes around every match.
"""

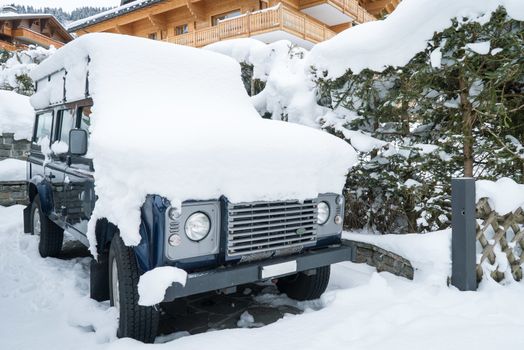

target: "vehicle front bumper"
[163,240,356,302]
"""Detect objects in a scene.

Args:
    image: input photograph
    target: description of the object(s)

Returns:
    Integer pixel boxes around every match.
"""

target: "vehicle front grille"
[227,200,318,257]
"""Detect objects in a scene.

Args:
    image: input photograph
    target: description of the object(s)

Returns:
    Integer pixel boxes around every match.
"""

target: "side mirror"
[69,129,88,156]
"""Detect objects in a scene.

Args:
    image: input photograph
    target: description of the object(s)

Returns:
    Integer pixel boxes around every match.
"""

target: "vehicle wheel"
[276,266,331,301]
[109,234,159,343]
[31,195,64,258]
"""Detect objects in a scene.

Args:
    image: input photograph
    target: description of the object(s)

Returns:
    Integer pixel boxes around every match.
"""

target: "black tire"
[276,266,331,301]
[31,195,64,258]
[109,234,159,343]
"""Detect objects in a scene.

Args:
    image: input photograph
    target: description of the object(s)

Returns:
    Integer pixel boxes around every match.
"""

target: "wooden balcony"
[167,5,336,48]
[11,28,66,48]
[300,0,376,23]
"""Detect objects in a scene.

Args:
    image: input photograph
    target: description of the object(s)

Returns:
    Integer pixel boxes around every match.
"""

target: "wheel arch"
[27,176,54,215]
[96,195,168,273]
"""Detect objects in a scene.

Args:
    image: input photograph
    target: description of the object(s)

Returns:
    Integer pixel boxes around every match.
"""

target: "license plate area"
[260,261,297,279]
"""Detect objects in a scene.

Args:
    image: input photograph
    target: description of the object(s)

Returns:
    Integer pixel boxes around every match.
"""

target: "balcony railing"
[167,5,336,48]
[0,39,19,51]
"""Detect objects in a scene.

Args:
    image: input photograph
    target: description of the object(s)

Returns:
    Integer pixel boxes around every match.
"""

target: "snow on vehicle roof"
[30,33,357,254]
[308,0,524,78]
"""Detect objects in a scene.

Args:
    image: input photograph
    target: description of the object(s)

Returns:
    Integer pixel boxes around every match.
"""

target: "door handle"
[48,173,56,179]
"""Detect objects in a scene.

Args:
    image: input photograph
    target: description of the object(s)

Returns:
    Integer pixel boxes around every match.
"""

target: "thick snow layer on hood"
[30,34,357,251]
[308,0,524,78]
[476,177,524,215]
[0,90,34,140]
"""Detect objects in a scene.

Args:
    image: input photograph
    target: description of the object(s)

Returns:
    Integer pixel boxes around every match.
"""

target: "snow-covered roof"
[308,0,524,78]
[30,33,357,253]
[0,13,73,41]
[68,0,162,32]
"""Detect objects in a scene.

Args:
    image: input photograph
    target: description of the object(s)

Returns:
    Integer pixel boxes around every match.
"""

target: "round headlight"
[184,212,211,241]
[317,202,330,225]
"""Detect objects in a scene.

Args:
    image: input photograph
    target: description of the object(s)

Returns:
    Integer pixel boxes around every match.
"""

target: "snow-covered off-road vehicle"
[23,34,357,343]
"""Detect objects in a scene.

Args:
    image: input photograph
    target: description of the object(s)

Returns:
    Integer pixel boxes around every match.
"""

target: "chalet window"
[148,32,157,40]
[260,1,269,10]
[212,10,241,26]
[175,24,188,36]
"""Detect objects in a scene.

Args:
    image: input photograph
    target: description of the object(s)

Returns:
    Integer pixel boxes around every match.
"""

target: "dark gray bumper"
[163,241,355,302]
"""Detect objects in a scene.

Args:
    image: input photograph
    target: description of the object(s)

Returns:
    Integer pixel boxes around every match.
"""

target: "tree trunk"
[459,76,474,177]
[401,100,410,136]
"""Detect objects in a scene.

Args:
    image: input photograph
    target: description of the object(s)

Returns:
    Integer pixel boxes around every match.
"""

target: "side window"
[76,106,92,158]
[34,111,53,143]
[56,109,76,146]
[77,106,91,135]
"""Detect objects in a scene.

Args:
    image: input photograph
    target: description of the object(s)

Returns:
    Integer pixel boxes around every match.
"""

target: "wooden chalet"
[69,0,401,49]
[0,6,73,51]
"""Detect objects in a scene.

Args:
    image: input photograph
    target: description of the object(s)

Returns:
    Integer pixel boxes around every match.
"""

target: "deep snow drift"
[0,90,34,140]
[0,158,26,181]
[476,177,524,215]
[30,33,357,252]
[1,205,524,350]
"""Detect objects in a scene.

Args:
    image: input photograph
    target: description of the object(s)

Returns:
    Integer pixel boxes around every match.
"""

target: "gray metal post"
[451,177,477,291]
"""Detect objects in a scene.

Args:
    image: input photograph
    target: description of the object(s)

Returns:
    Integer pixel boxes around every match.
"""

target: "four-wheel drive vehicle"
[24,34,357,343]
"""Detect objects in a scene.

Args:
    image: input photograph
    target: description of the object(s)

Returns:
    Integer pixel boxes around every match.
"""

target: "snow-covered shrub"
[0,46,55,96]
[206,39,321,127]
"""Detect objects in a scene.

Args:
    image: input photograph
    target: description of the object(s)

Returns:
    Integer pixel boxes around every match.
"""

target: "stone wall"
[0,132,31,161]
[0,181,28,206]
[0,133,30,206]
[349,240,415,280]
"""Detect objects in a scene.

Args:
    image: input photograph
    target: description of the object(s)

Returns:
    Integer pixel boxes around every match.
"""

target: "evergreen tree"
[317,7,524,233]
[10,4,112,24]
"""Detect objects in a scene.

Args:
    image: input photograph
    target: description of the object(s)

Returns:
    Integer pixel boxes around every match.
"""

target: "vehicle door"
[45,108,76,221]
[28,110,56,210]
[63,105,95,240]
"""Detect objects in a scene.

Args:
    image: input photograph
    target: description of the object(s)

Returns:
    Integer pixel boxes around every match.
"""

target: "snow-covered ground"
[0,90,34,141]
[1,205,523,350]
[0,159,27,181]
